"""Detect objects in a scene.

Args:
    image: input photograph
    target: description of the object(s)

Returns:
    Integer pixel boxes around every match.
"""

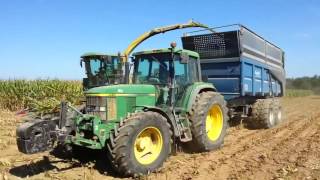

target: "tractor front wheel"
[107,112,172,177]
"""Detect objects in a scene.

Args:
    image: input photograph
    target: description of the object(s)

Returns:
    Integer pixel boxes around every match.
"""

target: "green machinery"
[79,20,212,90]
[16,23,228,177]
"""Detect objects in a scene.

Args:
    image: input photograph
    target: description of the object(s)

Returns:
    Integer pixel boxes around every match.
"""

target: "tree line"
[286,75,320,94]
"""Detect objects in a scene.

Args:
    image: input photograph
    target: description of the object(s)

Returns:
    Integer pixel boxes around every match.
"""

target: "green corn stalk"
[0,79,84,115]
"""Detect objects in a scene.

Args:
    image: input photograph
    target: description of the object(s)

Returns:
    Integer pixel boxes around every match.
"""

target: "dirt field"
[1,96,320,180]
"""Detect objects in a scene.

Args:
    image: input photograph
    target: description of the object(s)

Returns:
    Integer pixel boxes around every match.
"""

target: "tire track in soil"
[197,112,320,180]
[148,97,320,180]
[217,100,320,179]
[272,118,320,179]
[1,97,320,180]
[227,113,320,180]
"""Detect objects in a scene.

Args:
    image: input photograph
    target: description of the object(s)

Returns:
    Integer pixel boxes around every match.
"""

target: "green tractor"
[16,44,228,176]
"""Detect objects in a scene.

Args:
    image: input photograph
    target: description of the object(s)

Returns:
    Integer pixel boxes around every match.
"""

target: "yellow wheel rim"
[206,104,224,141]
[134,127,163,165]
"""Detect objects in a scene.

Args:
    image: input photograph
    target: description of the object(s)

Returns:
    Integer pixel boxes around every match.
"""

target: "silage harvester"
[16,20,224,177]
[16,22,285,177]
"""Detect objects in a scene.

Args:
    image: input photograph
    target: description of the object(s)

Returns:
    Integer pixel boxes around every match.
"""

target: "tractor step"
[179,126,192,142]
[175,114,193,142]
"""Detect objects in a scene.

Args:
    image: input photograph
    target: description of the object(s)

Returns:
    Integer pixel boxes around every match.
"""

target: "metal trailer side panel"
[239,27,286,95]
[240,57,282,97]
[181,24,286,98]
[200,60,241,100]
[200,57,283,100]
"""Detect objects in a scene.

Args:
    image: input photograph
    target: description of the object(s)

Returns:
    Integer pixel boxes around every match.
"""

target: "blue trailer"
[182,24,285,128]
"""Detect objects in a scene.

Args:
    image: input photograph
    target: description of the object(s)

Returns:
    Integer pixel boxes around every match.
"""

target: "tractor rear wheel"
[106,112,172,177]
[188,91,228,152]
[249,99,276,129]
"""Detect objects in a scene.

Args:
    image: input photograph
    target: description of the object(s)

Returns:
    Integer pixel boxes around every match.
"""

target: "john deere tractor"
[16,43,228,176]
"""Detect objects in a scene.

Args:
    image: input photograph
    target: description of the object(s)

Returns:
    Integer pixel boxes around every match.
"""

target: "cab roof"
[132,48,199,59]
[80,52,117,58]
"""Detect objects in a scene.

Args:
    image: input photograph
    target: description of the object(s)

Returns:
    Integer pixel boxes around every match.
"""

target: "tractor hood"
[85,84,157,96]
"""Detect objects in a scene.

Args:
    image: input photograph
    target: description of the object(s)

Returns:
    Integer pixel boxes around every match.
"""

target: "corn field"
[0,79,313,115]
[285,89,313,97]
[0,80,83,114]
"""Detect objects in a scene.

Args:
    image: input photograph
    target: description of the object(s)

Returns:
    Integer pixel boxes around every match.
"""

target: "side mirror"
[180,52,189,64]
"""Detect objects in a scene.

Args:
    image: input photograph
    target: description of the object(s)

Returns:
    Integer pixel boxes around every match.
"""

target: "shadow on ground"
[9,117,257,178]
[9,146,120,178]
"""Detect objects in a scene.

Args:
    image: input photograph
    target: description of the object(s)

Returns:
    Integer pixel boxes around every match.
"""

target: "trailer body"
[182,25,285,117]
[182,25,285,99]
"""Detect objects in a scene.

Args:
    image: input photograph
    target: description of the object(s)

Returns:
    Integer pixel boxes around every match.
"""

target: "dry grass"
[0,110,18,151]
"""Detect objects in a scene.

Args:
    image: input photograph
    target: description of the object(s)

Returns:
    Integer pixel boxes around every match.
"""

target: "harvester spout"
[122,20,211,62]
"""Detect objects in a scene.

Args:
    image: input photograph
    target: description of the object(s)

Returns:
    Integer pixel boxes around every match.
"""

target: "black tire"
[71,145,88,160]
[273,98,283,125]
[189,91,228,152]
[250,99,276,129]
[106,111,172,177]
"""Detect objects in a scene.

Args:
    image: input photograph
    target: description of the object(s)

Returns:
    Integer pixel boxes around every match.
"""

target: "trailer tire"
[106,112,172,177]
[250,99,276,129]
[188,91,228,152]
[273,98,283,125]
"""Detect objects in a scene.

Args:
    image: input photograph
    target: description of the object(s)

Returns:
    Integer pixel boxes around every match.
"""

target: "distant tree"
[286,75,320,94]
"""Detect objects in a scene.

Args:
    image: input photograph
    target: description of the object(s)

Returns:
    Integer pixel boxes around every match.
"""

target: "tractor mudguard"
[142,106,179,137]
[185,83,216,112]
[16,118,59,154]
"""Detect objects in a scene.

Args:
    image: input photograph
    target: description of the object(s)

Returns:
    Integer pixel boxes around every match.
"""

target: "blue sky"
[0,0,319,79]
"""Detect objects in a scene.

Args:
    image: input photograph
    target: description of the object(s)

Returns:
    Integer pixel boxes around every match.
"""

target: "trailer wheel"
[188,91,228,152]
[250,99,276,129]
[273,99,283,125]
[106,112,172,177]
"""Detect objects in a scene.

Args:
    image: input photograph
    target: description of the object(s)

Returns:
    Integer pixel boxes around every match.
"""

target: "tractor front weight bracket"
[16,102,81,154]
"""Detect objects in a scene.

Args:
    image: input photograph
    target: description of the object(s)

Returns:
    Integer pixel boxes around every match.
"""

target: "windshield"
[84,56,120,77]
[134,53,172,85]
[82,56,122,89]
[134,53,199,85]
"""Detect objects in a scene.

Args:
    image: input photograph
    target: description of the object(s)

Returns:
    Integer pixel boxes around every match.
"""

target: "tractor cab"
[80,53,123,90]
[132,46,201,108]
